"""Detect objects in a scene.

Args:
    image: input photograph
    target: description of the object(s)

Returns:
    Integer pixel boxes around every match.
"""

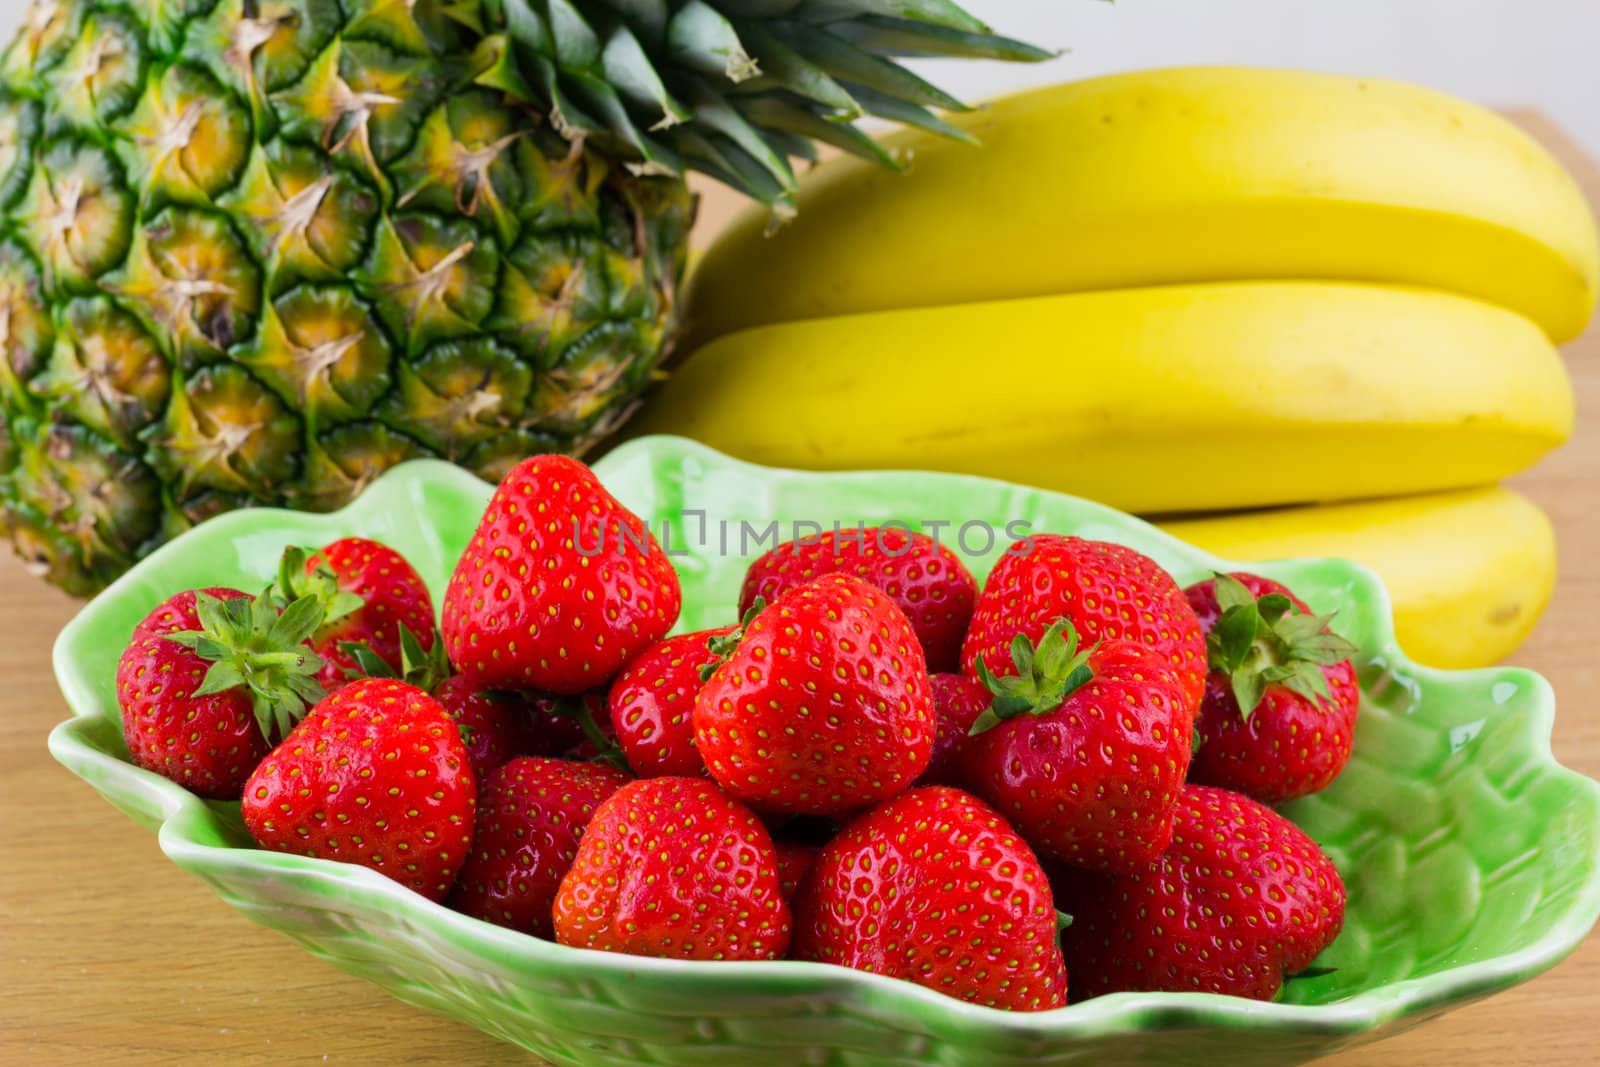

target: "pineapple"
[0,0,1043,594]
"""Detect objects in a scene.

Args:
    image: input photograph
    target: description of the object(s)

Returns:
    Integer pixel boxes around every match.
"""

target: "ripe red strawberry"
[334,619,544,780]
[607,625,739,778]
[1055,784,1346,1001]
[242,678,476,902]
[773,839,820,900]
[695,574,935,815]
[433,675,544,779]
[448,757,631,937]
[959,620,1192,872]
[739,526,977,672]
[117,588,328,799]
[553,777,791,960]
[918,672,990,786]
[442,455,681,694]
[130,586,247,639]
[793,787,1067,1011]
[1184,574,1361,803]
[276,537,436,693]
[962,535,1207,713]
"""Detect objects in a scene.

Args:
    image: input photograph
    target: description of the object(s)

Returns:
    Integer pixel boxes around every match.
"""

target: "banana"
[629,281,1574,513]
[684,67,1599,346]
[1160,487,1556,669]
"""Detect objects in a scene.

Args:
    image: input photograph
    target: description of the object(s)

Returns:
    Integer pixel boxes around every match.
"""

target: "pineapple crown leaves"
[338,622,453,691]
[968,618,1098,737]
[273,546,365,630]
[466,0,1054,211]
[161,591,330,744]
[697,595,765,682]
[1206,573,1359,719]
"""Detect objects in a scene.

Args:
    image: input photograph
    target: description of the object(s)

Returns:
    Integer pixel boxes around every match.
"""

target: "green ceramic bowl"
[48,437,1600,1066]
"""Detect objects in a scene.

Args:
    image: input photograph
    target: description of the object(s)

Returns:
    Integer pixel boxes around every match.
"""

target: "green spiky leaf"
[837,16,1055,62]
[602,24,692,126]
[486,0,1046,203]
[775,20,967,111]
[969,618,1098,737]
[732,94,902,168]
[797,0,988,33]
[699,596,765,681]
[161,589,330,743]
[669,1,761,81]
[734,24,861,117]
[340,640,396,680]
[339,622,452,689]
[1204,573,1359,718]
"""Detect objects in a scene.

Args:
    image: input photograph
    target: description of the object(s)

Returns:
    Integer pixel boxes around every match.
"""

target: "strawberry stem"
[1206,574,1358,718]
[549,696,632,774]
[698,597,765,683]
[272,545,365,628]
[339,622,451,689]
[1054,909,1073,948]
[968,618,1097,736]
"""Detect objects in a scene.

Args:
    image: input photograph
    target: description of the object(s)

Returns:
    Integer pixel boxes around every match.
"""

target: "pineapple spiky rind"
[0,0,1045,593]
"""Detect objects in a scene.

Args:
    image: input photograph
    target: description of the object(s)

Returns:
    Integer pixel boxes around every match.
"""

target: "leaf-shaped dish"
[48,436,1600,1067]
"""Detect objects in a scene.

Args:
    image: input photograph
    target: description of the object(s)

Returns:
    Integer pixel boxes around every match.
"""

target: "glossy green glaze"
[48,437,1600,1066]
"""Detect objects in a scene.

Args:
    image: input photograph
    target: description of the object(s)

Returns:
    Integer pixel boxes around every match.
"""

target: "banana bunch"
[635,67,1599,668]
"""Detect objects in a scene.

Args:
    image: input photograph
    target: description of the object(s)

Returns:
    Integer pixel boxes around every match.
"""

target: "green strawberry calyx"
[273,545,366,631]
[1207,573,1358,719]
[1054,908,1075,948]
[968,618,1097,736]
[545,695,632,773]
[162,590,330,743]
[697,597,766,683]
[339,622,451,691]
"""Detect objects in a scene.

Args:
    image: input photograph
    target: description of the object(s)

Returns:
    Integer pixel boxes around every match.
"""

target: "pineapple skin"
[0,0,694,594]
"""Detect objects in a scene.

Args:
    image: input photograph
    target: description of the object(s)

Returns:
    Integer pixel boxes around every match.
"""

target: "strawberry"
[773,839,819,900]
[1055,783,1346,1001]
[961,535,1207,713]
[918,672,990,786]
[552,777,791,960]
[695,574,935,815]
[442,455,681,694]
[606,624,740,778]
[337,620,544,779]
[275,537,436,693]
[117,588,328,798]
[1184,573,1361,804]
[242,678,476,902]
[959,620,1192,872]
[433,675,545,779]
[793,787,1068,1011]
[130,586,248,639]
[739,526,977,672]
[449,757,631,937]
[529,689,625,764]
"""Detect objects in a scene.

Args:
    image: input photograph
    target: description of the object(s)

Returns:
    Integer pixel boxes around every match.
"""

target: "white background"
[1,0,1596,154]
[912,0,1600,154]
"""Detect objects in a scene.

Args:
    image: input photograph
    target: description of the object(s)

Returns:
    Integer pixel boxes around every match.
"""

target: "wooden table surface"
[4,113,1599,1066]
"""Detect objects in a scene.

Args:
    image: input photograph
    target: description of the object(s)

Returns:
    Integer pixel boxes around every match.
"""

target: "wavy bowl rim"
[44,435,1600,1042]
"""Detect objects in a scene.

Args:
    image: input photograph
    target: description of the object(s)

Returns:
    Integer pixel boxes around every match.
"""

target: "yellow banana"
[684,67,1599,346]
[629,281,1574,513]
[1160,487,1556,669]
